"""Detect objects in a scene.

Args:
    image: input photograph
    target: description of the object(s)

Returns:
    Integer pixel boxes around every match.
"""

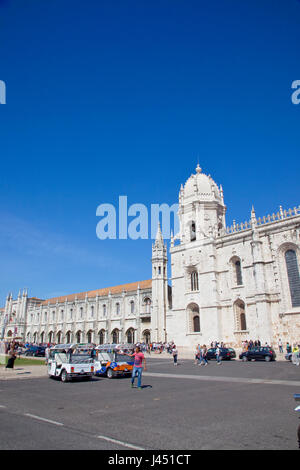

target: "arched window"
[187,303,200,333]
[40,331,45,343]
[234,300,247,331]
[103,304,107,316]
[235,260,243,285]
[91,306,94,318]
[143,329,151,344]
[130,301,135,314]
[193,315,200,332]
[66,331,72,343]
[112,329,119,343]
[116,303,120,315]
[191,271,199,291]
[144,297,151,314]
[99,329,105,345]
[126,328,135,344]
[87,330,93,343]
[76,331,81,343]
[57,331,62,343]
[190,221,196,242]
[285,250,300,307]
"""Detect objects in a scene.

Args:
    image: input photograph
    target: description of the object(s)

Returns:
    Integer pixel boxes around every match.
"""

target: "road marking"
[97,435,145,450]
[143,372,300,387]
[0,405,6,408]
[24,413,64,426]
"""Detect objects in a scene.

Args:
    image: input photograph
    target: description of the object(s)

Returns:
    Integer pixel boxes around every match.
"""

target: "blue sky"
[0,0,300,306]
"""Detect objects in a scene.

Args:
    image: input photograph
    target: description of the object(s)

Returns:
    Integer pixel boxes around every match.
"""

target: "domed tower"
[167,165,226,353]
[177,164,226,244]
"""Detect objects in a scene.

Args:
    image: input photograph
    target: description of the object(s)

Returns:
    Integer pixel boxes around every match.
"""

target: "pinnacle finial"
[155,220,164,245]
[196,163,202,174]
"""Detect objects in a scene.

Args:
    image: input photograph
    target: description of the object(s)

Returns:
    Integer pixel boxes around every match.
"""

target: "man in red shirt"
[127,346,147,390]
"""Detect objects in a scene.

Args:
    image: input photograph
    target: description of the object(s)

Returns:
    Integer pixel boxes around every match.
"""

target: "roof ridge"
[41,279,152,305]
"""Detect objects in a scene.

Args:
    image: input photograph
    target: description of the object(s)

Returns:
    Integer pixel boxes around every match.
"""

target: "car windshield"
[70,354,92,364]
[115,353,133,362]
[97,351,113,361]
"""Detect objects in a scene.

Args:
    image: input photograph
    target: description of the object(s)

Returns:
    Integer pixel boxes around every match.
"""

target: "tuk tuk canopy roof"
[50,343,95,351]
[95,343,135,351]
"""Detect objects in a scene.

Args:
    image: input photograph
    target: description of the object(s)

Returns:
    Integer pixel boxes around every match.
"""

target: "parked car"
[239,347,276,362]
[206,347,236,361]
[24,346,46,357]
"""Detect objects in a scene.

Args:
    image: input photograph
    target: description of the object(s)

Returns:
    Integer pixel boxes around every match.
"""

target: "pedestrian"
[286,342,292,354]
[216,345,222,365]
[194,344,200,364]
[172,345,178,366]
[6,345,17,369]
[45,346,50,364]
[292,345,300,366]
[126,346,147,390]
[201,345,208,366]
[197,344,203,365]
[297,345,300,367]
[278,339,283,354]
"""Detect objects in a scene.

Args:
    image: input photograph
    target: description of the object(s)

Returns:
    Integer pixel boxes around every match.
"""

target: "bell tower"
[177,164,226,244]
[151,222,168,342]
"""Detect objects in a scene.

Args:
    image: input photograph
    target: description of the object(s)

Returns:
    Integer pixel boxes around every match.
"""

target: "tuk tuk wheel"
[107,368,114,379]
[61,370,69,382]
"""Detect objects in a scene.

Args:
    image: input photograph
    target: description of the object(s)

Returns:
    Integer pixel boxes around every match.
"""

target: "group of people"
[194,344,210,365]
[242,339,263,350]
[194,344,224,365]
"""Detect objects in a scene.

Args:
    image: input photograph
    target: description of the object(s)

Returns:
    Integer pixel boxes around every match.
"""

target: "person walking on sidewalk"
[172,345,178,366]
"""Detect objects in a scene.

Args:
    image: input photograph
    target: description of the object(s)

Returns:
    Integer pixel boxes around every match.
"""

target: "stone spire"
[154,221,164,247]
[251,205,257,228]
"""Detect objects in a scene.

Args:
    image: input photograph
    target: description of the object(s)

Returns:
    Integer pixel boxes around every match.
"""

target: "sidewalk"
[0,365,47,381]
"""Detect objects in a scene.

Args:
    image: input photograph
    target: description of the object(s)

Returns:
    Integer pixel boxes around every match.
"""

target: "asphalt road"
[0,357,299,450]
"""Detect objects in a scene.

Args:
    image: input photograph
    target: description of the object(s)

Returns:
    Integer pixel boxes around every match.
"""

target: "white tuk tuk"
[47,343,95,382]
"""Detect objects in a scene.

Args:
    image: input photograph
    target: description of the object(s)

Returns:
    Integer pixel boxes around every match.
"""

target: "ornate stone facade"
[166,165,300,353]
[1,281,152,345]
